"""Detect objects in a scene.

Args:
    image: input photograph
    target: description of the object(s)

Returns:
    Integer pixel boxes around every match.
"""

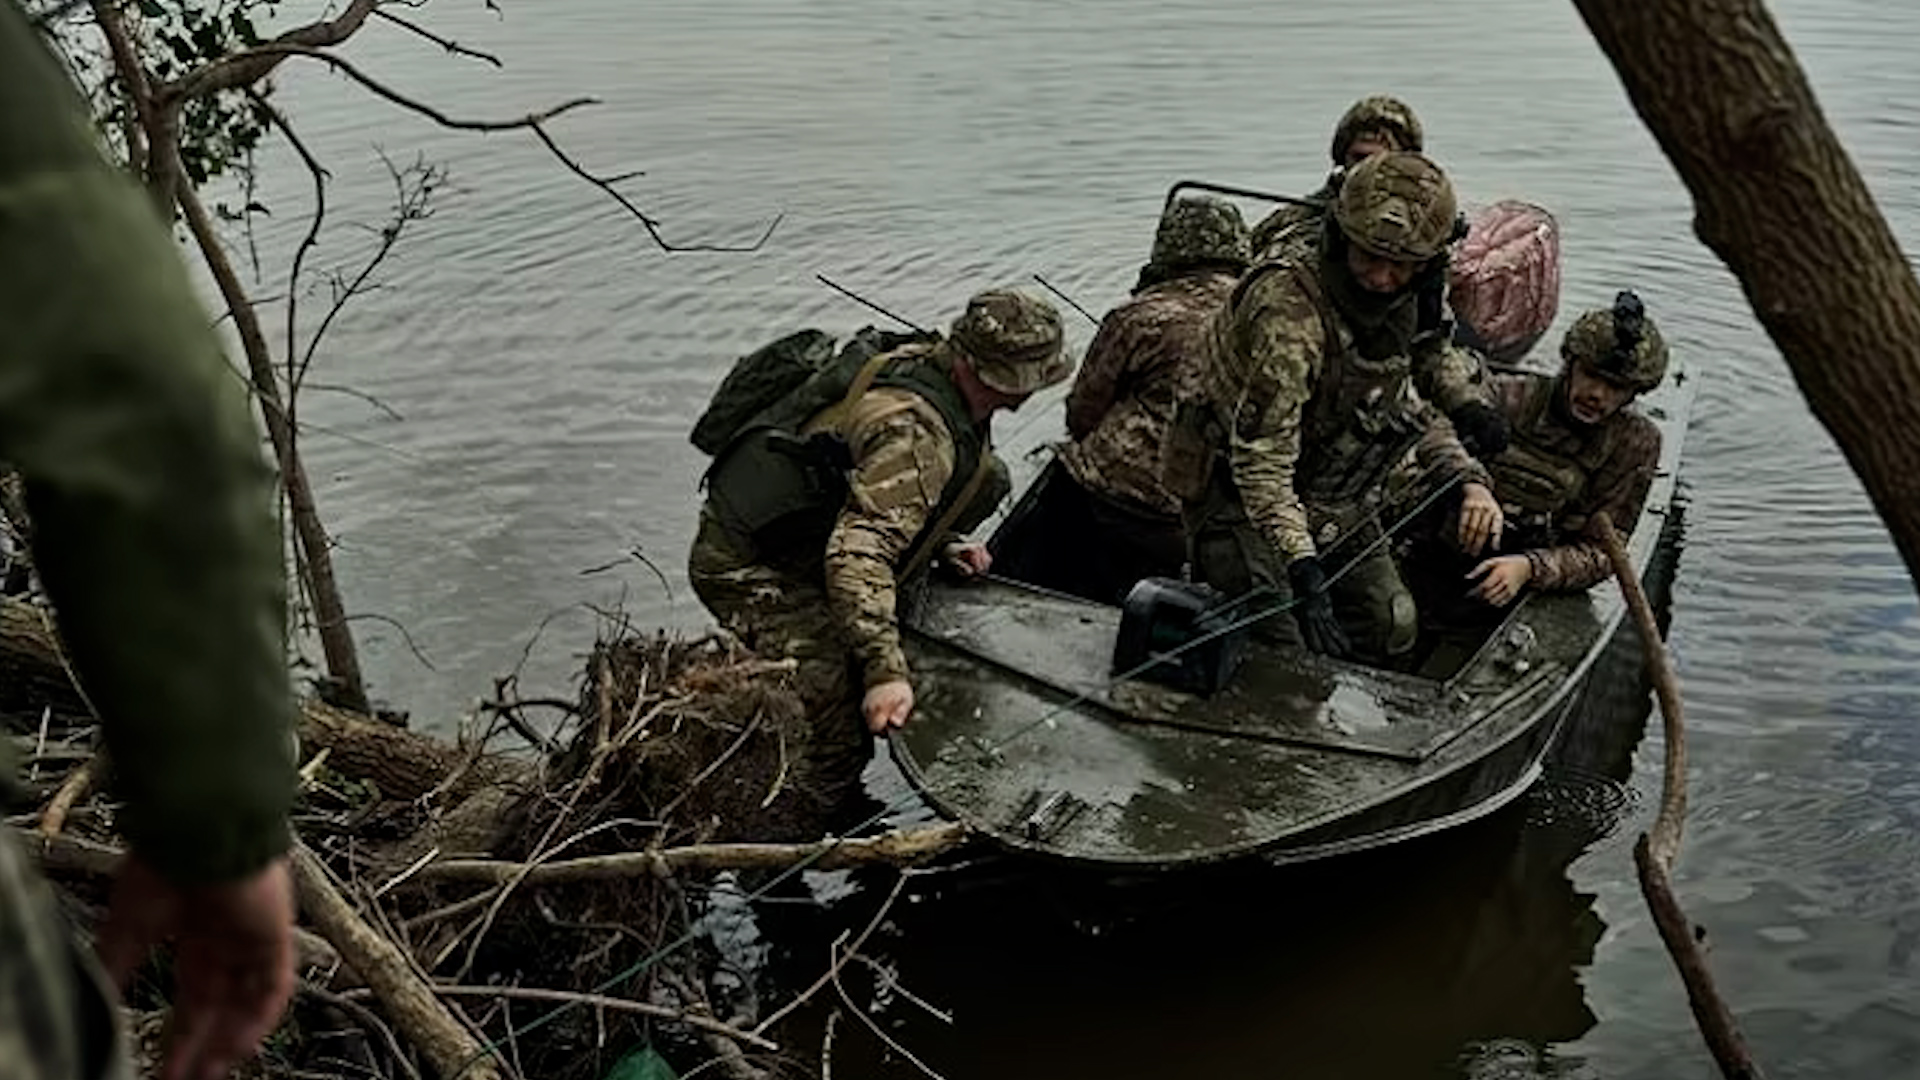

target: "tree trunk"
[1571,0,1920,589]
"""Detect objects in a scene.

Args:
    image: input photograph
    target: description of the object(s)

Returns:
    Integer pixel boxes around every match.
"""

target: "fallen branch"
[37,759,93,836]
[290,844,508,1080]
[1598,512,1765,1080]
[389,985,779,1054]
[415,823,972,887]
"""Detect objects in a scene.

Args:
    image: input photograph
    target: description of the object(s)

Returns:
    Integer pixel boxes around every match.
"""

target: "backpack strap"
[898,447,995,584]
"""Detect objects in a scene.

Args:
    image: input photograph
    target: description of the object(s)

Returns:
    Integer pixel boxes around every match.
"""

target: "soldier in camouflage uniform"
[999,196,1251,604]
[1248,95,1425,265]
[1409,292,1666,611]
[1167,152,1500,661]
[689,290,1069,818]
[1243,97,1507,460]
[2,6,298,1078]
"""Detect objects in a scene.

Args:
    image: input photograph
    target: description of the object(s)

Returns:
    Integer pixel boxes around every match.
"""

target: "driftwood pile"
[2,595,967,1080]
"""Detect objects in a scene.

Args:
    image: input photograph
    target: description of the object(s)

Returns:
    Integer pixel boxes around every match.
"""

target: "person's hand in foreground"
[94,855,297,1080]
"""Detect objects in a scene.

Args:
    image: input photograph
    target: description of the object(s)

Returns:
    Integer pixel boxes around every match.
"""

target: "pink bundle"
[1448,200,1562,365]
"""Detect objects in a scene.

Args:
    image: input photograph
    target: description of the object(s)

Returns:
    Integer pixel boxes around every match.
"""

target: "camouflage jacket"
[1212,263,1489,564]
[810,387,971,688]
[1485,371,1662,591]
[1,7,293,883]
[1059,271,1237,516]
[1249,176,1336,265]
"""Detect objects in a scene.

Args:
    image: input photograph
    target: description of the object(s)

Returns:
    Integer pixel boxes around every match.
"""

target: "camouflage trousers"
[1188,503,1418,661]
[0,828,129,1080]
[686,507,873,821]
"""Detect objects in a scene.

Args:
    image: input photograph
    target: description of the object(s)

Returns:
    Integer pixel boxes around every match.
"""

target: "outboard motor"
[1111,578,1249,695]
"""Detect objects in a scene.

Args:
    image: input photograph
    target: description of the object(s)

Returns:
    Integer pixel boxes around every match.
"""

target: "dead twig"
[37,759,94,837]
[417,823,972,889]
[299,982,425,1080]
[374,985,780,1053]
[182,43,755,261]
[829,932,945,1080]
[372,7,504,67]
[755,873,910,1036]
[1598,512,1765,1080]
[290,844,508,1080]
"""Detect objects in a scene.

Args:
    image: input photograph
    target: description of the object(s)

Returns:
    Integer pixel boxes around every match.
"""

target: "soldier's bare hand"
[1466,555,1533,607]
[944,542,992,578]
[863,679,916,733]
[1457,482,1505,556]
[96,854,296,1080]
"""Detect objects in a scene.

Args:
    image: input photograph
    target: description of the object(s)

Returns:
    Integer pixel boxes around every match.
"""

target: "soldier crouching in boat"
[998,195,1250,604]
[1398,291,1667,619]
[1164,151,1499,663]
[688,290,1070,823]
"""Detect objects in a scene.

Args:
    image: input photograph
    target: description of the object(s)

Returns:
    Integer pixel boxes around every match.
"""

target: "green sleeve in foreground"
[1,11,295,883]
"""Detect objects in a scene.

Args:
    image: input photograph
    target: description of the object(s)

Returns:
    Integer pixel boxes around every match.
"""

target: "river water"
[242,0,1920,1076]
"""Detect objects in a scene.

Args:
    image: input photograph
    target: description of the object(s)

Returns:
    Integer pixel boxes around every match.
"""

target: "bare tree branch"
[176,168,371,713]
[158,0,383,104]
[342,611,439,672]
[297,152,446,393]
[246,89,329,422]
[373,7,503,67]
[524,124,785,253]
[231,43,782,253]
[302,381,407,422]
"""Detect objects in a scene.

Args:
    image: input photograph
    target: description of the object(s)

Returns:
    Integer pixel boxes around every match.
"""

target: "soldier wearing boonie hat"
[689,288,1068,820]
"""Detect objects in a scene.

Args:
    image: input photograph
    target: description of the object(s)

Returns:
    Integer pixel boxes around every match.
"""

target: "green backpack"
[689,329,837,457]
[689,326,940,457]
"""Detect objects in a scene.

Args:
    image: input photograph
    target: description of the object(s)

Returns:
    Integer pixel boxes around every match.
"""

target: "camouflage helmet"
[1149,195,1252,271]
[1332,151,1459,263]
[1330,95,1425,165]
[1560,290,1668,393]
[950,288,1072,394]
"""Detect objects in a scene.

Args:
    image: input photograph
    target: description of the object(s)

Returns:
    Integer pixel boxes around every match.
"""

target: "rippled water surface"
[246,0,1920,1075]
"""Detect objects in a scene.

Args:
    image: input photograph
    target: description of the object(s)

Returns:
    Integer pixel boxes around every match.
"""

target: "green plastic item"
[604,1046,678,1080]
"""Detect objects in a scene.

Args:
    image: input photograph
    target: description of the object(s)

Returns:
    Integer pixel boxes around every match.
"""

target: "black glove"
[1448,401,1510,459]
[1287,556,1351,659]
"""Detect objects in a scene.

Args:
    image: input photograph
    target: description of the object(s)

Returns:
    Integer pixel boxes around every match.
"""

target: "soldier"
[2,6,297,1079]
[689,289,1070,816]
[1243,98,1506,459]
[1457,291,1667,607]
[1168,151,1500,661]
[1001,195,1251,604]
[1248,95,1425,265]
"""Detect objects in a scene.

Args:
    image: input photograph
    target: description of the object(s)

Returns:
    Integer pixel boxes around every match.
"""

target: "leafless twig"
[300,982,426,1080]
[755,873,910,1036]
[829,933,945,1080]
[351,985,781,1052]
[372,7,504,67]
[303,381,407,422]
[341,612,439,672]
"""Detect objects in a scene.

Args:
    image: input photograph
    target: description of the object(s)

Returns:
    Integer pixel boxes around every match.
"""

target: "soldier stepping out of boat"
[688,290,1071,822]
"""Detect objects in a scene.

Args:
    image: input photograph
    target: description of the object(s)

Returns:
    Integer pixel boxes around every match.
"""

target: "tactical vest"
[1485,373,1619,544]
[704,343,985,576]
[1176,260,1425,512]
